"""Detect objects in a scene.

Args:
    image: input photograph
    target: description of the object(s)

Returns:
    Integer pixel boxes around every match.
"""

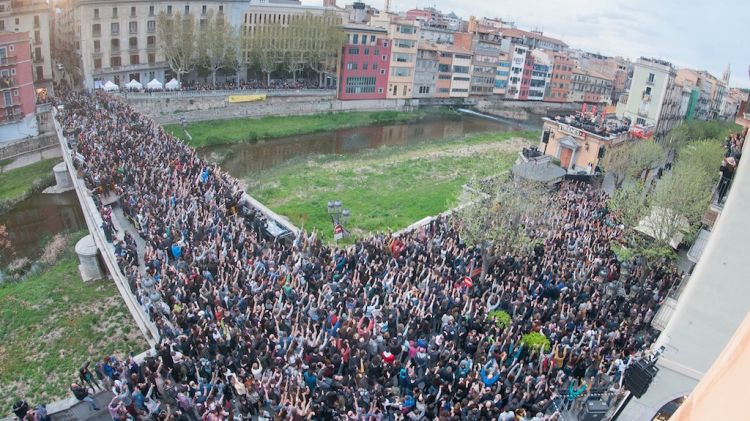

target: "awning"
[558,135,579,150]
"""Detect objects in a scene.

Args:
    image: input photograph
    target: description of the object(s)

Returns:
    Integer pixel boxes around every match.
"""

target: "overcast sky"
[305,0,750,88]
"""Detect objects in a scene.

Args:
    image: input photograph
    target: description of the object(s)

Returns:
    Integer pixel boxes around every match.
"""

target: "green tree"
[677,140,725,184]
[601,141,634,189]
[663,120,741,152]
[458,176,553,278]
[196,11,238,86]
[157,11,197,83]
[626,141,667,182]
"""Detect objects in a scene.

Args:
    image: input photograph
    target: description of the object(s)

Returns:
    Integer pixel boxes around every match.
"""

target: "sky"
[305,0,750,89]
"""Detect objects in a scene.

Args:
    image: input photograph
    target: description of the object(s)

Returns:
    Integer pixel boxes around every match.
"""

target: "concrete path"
[111,204,148,273]
[1,145,62,172]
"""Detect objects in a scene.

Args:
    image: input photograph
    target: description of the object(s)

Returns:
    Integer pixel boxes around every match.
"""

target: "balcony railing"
[33,54,43,63]
[0,56,17,66]
[0,77,16,89]
[147,27,155,33]
[711,175,732,209]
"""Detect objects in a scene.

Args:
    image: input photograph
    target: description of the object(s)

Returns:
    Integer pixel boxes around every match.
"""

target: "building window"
[130,54,139,64]
[149,6,154,16]
[382,41,388,48]
[110,56,121,67]
[184,5,189,14]
[147,36,156,47]
[418,86,430,94]
[93,40,100,52]
[167,5,172,15]
[390,67,411,77]
[378,88,383,93]
[370,35,375,44]
[129,21,137,34]
[647,73,655,83]
[372,63,378,70]
[94,58,102,69]
[129,37,137,49]
[111,38,120,52]
[130,6,136,17]
[202,5,207,15]
[147,20,156,33]
[92,24,101,37]
[396,25,415,34]
[380,69,385,75]
[112,7,117,18]
[345,76,376,94]
[363,62,368,70]
[111,22,119,35]
[352,34,359,44]
[148,53,155,64]
[94,8,99,19]
[364,48,369,55]
[348,47,359,55]
[218,5,223,13]
[346,62,357,70]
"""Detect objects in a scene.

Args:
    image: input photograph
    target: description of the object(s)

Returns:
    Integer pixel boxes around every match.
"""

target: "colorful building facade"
[338,24,391,100]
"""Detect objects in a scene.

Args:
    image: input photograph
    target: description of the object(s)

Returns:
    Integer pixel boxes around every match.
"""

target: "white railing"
[52,107,161,347]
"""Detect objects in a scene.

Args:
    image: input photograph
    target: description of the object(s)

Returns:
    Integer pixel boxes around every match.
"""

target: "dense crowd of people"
[49,90,691,420]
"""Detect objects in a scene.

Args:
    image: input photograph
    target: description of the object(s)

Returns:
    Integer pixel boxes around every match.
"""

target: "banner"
[227,94,267,104]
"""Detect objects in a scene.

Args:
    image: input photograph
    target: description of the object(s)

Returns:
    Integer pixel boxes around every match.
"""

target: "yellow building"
[370,14,418,99]
[540,116,630,173]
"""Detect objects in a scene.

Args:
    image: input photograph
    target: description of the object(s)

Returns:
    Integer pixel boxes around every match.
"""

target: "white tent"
[102,80,119,92]
[146,78,163,90]
[635,206,690,249]
[165,78,180,90]
[125,79,142,90]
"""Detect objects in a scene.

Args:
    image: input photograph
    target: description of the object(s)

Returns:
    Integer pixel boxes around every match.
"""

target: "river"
[1,113,536,265]
[0,190,86,267]
[200,113,535,176]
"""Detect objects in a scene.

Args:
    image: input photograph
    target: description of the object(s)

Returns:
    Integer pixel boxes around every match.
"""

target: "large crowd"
[49,91,689,420]
[126,79,326,94]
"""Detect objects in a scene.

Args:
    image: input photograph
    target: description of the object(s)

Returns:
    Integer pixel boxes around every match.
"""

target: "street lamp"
[327,199,350,241]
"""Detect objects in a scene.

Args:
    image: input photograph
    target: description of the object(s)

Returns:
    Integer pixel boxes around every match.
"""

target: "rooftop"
[544,114,631,141]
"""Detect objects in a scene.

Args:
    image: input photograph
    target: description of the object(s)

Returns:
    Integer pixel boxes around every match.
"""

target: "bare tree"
[458,176,553,278]
[157,11,197,83]
[196,11,238,86]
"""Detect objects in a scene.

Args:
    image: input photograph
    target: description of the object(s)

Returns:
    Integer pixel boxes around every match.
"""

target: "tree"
[157,11,197,83]
[677,140,725,183]
[601,141,634,189]
[626,141,667,182]
[458,176,553,278]
[663,120,741,152]
[196,11,238,86]
[249,24,284,86]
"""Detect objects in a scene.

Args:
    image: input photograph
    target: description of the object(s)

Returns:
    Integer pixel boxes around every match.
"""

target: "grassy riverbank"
[0,233,148,410]
[248,130,539,241]
[0,159,59,215]
[165,108,458,148]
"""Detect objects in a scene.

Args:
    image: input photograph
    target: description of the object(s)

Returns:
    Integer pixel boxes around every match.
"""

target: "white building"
[505,44,528,100]
[619,57,682,139]
[449,52,471,98]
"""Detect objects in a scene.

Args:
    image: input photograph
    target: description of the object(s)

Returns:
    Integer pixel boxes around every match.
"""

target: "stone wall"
[0,133,58,160]
[126,94,416,124]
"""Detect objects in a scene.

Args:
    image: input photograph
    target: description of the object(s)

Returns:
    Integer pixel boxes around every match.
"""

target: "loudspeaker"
[542,130,550,143]
[579,399,609,421]
[623,360,659,398]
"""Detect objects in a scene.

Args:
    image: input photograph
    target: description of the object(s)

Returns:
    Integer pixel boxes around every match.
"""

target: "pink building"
[0,31,37,125]
[518,50,534,100]
[338,24,391,101]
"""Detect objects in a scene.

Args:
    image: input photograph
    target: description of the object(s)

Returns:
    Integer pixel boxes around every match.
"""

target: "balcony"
[111,47,120,54]
[33,54,43,63]
[147,27,155,34]
[0,76,15,89]
[146,44,156,51]
[0,56,17,66]
[646,78,654,86]
[129,46,138,52]
[34,38,42,45]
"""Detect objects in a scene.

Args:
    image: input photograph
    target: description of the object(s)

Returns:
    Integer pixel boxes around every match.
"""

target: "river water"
[201,114,534,176]
[2,114,536,265]
[0,190,86,267]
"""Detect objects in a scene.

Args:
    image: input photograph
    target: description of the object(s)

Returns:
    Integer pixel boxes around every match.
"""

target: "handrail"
[118,89,336,99]
[52,107,160,347]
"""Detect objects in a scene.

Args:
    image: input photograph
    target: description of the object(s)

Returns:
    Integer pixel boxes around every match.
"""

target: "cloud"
[304,0,750,88]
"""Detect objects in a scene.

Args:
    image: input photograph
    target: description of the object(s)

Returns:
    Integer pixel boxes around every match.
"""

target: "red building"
[0,31,37,126]
[518,51,534,100]
[338,24,391,101]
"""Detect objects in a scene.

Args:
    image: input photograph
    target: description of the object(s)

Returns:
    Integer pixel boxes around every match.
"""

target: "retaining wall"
[0,133,58,160]
[127,92,414,124]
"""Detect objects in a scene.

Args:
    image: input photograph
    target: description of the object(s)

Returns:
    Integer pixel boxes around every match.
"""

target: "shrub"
[521,332,551,352]
[488,310,511,329]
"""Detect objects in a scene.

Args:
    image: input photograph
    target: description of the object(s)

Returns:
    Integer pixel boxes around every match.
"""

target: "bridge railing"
[52,107,161,348]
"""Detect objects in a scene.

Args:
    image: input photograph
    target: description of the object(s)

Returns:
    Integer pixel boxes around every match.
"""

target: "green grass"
[0,233,148,409]
[165,108,458,148]
[248,130,539,241]
[0,159,59,214]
